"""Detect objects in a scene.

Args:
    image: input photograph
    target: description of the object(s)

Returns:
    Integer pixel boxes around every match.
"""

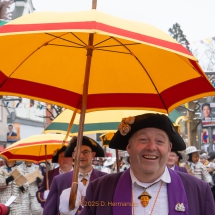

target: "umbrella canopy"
[43,109,180,135]
[43,109,166,135]
[0,10,214,113]
[0,134,70,162]
[0,20,7,27]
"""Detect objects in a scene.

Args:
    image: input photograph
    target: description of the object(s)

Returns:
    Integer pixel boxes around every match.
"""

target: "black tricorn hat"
[65,136,105,157]
[109,113,186,151]
[52,146,67,163]
[208,151,215,162]
[171,151,183,160]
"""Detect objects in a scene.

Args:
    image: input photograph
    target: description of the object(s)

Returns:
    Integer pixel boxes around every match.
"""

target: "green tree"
[168,23,201,148]
[168,23,190,52]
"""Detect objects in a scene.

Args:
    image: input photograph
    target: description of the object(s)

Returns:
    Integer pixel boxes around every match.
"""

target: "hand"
[36,177,42,184]
[59,187,82,215]
[5,176,14,185]
[44,190,50,199]
[19,185,26,193]
[207,167,214,173]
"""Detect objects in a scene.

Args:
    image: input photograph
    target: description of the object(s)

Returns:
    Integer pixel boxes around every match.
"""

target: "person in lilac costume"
[80,113,215,215]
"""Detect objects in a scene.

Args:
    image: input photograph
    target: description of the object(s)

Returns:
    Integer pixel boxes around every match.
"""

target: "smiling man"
[80,113,215,215]
[167,151,187,173]
[36,145,72,208]
[43,136,106,215]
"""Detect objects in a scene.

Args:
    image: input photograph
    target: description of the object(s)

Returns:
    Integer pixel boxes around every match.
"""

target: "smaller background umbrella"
[43,109,175,135]
[0,133,70,162]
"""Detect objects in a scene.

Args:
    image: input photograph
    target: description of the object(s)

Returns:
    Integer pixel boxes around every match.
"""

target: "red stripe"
[189,60,208,77]
[160,77,215,108]
[0,77,167,110]
[0,78,82,109]
[87,93,165,109]
[0,21,191,56]
[2,151,53,161]
[4,140,68,151]
[0,70,7,84]
[1,76,214,111]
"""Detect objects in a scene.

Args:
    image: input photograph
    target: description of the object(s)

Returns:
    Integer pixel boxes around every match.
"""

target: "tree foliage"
[168,23,190,51]
[168,23,201,147]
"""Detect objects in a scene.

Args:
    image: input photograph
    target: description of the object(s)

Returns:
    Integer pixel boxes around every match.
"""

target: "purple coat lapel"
[174,165,180,171]
[68,171,73,187]
[113,169,132,215]
[168,168,189,215]
[113,168,189,215]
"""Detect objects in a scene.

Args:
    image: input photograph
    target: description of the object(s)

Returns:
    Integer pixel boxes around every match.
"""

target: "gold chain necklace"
[132,181,164,215]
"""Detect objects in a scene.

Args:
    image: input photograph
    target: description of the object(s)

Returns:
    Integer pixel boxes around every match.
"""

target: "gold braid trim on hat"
[118,116,135,136]
[69,136,77,145]
[89,138,97,146]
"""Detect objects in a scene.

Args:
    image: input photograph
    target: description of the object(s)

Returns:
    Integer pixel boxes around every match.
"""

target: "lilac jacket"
[36,167,60,208]
[80,168,215,215]
[43,169,106,215]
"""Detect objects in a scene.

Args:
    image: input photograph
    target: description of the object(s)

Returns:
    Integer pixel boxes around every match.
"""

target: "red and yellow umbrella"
[0,134,70,162]
[0,10,213,113]
[0,3,215,208]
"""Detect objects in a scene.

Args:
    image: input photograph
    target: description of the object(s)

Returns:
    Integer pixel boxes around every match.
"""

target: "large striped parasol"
[0,0,214,208]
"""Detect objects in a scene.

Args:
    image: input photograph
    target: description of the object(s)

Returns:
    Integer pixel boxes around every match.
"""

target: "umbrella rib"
[39,145,42,160]
[176,54,198,71]
[47,44,85,49]
[70,32,87,46]
[95,48,130,54]
[96,43,140,48]
[111,36,169,112]
[46,33,86,47]
[0,43,49,87]
[94,37,112,46]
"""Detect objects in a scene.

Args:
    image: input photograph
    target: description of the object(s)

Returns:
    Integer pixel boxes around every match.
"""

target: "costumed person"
[0,204,10,215]
[167,151,187,173]
[36,145,73,208]
[101,157,116,174]
[43,136,107,215]
[206,151,215,179]
[18,161,43,215]
[79,113,215,215]
[0,159,28,215]
[120,152,130,172]
[207,151,215,201]
[200,153,209,166]
[186,146,213,184]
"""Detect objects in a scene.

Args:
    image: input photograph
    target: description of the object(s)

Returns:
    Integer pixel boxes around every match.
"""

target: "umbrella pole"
[115,149,120,172]
[69,0,97,209]
[63,110,77,145]
[45,145,49,190]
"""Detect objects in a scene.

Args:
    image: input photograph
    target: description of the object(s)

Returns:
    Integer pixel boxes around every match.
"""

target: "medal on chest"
[138,191,151,207]
[81,178,88,186]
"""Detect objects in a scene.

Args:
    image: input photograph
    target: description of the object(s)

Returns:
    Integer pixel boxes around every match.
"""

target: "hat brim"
[65,136,105,157]
[52,146,67,163]
[186,149,200,155]
[109,114,186,151]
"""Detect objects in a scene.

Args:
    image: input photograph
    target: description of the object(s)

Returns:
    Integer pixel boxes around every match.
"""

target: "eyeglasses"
[73,150,92,157]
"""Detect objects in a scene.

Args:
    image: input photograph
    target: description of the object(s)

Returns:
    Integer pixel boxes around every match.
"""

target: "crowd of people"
[0,113,215,215]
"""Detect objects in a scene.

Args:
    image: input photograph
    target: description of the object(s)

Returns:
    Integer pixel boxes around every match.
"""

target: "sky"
[32,0,215,42]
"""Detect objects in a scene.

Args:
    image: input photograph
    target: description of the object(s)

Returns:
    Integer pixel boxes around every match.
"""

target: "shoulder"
[177,171,208,189]
[178,166,188,173]
[49,167,59,175]
[93,169,108,177]
[54,171,72,181]
[90,172,123,187]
